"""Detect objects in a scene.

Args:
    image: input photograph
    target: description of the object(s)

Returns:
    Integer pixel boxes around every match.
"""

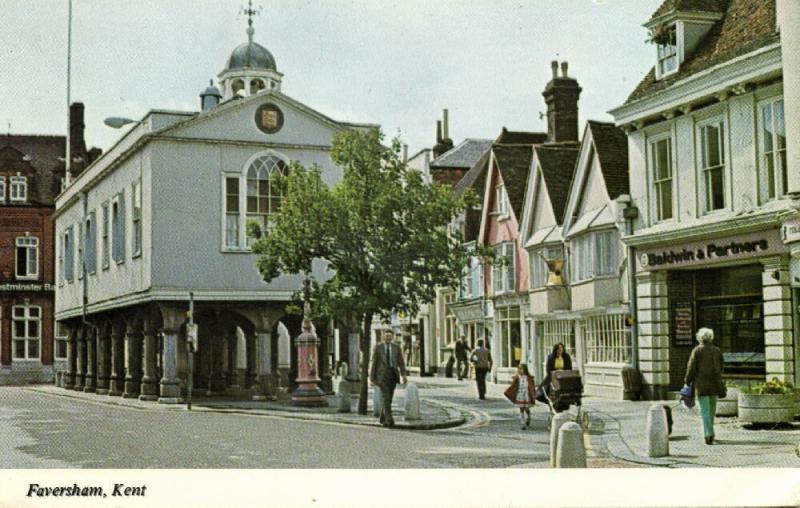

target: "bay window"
[570,230,619,283]
[530,245,564,289]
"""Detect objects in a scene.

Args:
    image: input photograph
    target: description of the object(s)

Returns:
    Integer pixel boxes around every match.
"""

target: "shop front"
[637,228,794,395]
[491,296,525,383]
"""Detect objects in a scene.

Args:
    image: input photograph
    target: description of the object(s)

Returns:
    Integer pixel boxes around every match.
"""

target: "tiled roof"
[493,144,534,220]
[627,0,777,104]
[454,150,492,243]
[536,145,580,224]
[0,135,65,206]
[495,129,548,145]
[650,0,728,21]
[431,138,492,170]
[587,121,629,199]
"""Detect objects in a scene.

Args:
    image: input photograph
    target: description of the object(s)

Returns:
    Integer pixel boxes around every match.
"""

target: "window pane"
[28,320,39,338]
[710,167,724,210]
[16,247,27,275]
[781,150,788,196]
[775,100,785,149]
[28,339,39,359]
[13,340,25,358]
[14,320,25,337]
[763,105,774,152]
[766,153,776,199]
[29,306,39,318]
[226,194,238,213]
[247,196,258,213]
[706,125,721,167]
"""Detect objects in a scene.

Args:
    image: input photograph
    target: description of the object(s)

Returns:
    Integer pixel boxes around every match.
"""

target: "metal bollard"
[646,403,670,457]
[404,383,421,421]
[549,412,574,468]
[555,422,587,468]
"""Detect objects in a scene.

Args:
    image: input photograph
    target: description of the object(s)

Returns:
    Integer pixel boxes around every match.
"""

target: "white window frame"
[570,230,618,283]
[11,304,41,361]
[222,150,290,252]
[656,23,679,79]
[54,321,68,360]
[493,242,515,295]
[697,117,727,214]
[581,314,631,365]
[758,96,787,202]
[496,184,509,218]
[132,180,142,258]
[111,192,126,264]
[15,236,39,280]
[649,133,674,223]
[0,176,5,202]
[496,306,521,368]
[530,244,564,289]
[9,174,27,203]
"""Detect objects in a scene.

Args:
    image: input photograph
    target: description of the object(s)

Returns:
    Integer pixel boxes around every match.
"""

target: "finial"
[242,0,261,43]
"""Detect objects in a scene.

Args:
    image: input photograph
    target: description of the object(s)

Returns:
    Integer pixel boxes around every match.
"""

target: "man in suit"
[470,339,492,400]
[369,330,408,427]
[455,337,470,380]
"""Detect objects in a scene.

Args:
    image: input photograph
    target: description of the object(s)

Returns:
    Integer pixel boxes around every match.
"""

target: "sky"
[1,0,663,156]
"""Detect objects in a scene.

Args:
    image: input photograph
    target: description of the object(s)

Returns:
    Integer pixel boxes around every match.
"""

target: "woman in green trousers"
[684,327,726,445]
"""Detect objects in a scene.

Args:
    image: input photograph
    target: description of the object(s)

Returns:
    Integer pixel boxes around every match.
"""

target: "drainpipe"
[622,199,640,370]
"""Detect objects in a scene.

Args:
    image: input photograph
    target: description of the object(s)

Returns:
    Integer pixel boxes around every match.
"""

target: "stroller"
[540,370,587,428]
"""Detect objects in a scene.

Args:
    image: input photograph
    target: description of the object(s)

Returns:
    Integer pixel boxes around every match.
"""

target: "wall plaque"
[255,103,284,135]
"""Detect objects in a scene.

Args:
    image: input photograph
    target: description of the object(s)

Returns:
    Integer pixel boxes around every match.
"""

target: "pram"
[541,369,588,428]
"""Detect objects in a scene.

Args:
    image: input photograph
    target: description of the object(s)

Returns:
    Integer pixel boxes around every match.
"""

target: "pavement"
[25,375,800,468]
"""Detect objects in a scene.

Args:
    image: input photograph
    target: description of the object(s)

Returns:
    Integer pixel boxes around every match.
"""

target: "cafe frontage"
[632,226,798,399]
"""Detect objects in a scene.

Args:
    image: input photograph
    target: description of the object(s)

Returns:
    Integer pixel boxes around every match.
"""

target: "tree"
[250,127,485,414]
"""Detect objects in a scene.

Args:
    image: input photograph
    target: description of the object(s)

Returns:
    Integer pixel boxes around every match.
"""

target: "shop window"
[760,98,787,201]
[15,236,38,279]
[582,314,630,364]
[497,307,521,368]
[12,304,40,360]
[699,120,726,212]
[539,319,575,373]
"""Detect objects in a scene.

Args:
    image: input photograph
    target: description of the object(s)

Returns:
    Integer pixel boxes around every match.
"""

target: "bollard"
[555,422,587,468]
[372,386,384,417]
[549,412,574,468]
[336,378,351,413]
[404,383,421,421]
[646,403,670,457]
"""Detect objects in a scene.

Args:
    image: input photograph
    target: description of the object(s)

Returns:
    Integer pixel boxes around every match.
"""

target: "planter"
[738,392,796,424]
[716,387,740,417]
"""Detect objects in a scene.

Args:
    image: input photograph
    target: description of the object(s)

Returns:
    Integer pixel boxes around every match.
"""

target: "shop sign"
[673,301,694,347]
[639,230,782,270]
[0,282,55,292]
[781,219,800,245]
[450,303,483,323]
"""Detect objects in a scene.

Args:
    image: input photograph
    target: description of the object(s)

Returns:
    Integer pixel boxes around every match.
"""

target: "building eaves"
[587,121,629,199]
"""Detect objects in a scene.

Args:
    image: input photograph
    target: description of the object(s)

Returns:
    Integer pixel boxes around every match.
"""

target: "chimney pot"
[551,60,558,80]
[561,61,568,78]
[442,109,449,140]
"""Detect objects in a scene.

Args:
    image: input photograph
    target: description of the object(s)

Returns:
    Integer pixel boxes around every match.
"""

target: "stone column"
[83,327,96,393]
[96,326,111,394]
[277,324,291,389]
[64,325,77,389]
[123,322,142,398]
[635,271,670,399]
[74,329,86,391]
[109,323,125,396]
[762,256,794,384]
[252,331,272,400]
[220,333,230,391]
[158,306,184,403]
[235,329,247,393]
[139,320,159,401]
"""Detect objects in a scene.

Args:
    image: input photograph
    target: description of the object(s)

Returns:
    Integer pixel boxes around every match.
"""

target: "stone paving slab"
[24,385,465,431]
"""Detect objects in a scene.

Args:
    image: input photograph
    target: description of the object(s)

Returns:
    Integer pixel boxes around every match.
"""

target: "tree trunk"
[357,312,373,415]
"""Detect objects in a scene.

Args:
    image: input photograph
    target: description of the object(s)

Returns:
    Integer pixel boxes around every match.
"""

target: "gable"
[164,92,350,148]
[576,152,611,218]
[531,169,557,234]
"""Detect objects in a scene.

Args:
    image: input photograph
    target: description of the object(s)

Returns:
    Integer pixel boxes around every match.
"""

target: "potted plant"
[737,378,797,424]
[647,24,673,46]
[716,380,741,417]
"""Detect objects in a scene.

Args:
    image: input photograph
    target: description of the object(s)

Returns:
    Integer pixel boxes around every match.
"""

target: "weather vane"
[241,0,262,28]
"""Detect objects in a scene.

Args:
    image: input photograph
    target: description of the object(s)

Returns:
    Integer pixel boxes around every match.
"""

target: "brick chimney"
[542,61,582,143]
[69,102,88,175]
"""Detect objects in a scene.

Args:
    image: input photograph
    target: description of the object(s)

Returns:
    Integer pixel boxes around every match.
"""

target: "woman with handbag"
[504,363,536,430]
[684,327,726,445]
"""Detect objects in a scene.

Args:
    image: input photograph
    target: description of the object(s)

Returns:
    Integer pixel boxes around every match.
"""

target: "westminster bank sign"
[0,282,55,292]
[640,230,783,270]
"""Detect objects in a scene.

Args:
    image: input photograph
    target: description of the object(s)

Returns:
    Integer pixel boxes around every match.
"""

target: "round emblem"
[640,253,650,267]
[255,103,284,134]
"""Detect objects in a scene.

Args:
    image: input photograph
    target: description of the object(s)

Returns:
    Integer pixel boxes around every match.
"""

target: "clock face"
[255,103,284,134]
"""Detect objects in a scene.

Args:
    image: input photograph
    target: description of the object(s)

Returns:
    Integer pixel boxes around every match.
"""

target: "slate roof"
[535,145,580,224]
[587,121,629,199]
[495,129,548,145]
[650,0,728,21]
[0,135,66,206]
[627,0,777,104]
[493,144,534,220]
[431,138,493,169]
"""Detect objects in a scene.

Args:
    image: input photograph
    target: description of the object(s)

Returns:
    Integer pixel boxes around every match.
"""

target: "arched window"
[223,151,289,250]
[232,79,245,96]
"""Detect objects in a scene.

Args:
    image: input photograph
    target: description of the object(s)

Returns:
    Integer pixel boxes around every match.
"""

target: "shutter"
[77,223,84,279]
[64,228,73,281]
[118,192,126,262]
[89,213,97,272]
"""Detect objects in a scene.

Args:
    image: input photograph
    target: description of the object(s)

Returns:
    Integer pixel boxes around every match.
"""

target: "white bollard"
[646,403,670,457]
[549,412,574,468]
[555,422,587,468]
[404,383,421,421]
[336,378,351,413]
[372,386,384,417]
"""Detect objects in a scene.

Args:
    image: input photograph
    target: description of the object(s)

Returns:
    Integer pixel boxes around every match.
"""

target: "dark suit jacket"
[369,342,407,385]
[455,341,469,360]
[685,344,725,397]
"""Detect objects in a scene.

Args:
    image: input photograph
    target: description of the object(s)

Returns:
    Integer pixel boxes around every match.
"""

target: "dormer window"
[9,175,27,202]
[656,24,678,77]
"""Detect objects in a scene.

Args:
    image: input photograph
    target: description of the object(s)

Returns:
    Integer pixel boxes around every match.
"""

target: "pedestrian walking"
[470,340,492,400]
[369,330,408,427]
[541,342,572,391]
[503,363,536,430]
[684,327,725,445]
[455,337,470,380]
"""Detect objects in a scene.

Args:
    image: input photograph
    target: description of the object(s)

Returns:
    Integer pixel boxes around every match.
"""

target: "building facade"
[54,24,375,401]
[611,0,800,398]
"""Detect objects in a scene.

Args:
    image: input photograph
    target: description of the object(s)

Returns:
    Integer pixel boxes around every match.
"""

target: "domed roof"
[226,41,276,72]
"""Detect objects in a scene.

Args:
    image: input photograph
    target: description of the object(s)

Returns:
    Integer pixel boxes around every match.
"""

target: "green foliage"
[740,377,796,395]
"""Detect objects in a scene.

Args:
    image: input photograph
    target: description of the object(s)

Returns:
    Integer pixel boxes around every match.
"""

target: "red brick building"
[0,103,97,384]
